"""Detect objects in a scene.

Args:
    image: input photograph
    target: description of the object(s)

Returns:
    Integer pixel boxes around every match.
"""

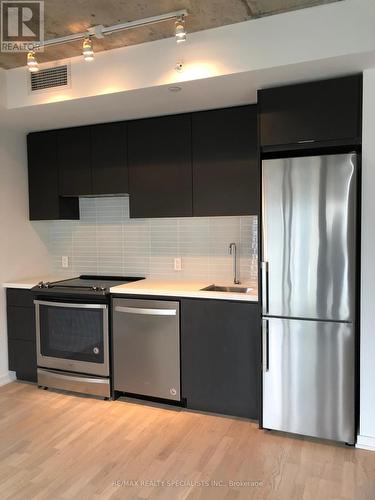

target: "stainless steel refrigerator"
[261,153,357,444]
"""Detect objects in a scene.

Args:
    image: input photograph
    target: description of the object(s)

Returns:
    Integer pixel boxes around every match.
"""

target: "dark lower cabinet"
[8,340,37,382]
[192,105,259,216]
[6,289,37,383]
[7,307,35,342]
[181,299,260,419]
[128,114,193,218]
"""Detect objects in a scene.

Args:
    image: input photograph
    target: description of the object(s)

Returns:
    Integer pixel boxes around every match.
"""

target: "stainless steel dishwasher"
[112,298,180,401]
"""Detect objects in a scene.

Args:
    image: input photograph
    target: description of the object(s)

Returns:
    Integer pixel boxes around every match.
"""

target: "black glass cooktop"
[33,275,144,295]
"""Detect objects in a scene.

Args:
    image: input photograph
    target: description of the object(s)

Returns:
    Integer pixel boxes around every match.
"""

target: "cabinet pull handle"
[297,139,315,144]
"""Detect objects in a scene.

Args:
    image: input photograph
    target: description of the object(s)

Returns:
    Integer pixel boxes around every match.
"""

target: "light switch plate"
[61,256,69,268]
[174,257,182,271]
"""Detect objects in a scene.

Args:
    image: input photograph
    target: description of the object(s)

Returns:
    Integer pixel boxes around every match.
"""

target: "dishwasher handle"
[115,306,177,316]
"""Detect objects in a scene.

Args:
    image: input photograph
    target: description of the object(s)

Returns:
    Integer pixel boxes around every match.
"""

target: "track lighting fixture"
[82,37,94,62]
[175,17,186,43]
[27,51,39,72]
[25,10,188,69]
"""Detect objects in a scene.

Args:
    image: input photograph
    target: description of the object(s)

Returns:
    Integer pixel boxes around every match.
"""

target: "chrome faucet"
[229,242,240,285]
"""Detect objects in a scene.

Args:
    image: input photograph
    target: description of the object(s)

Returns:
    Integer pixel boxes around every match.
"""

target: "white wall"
[0,120,52,385]
[357,68,375,450]
[0,68,5,109]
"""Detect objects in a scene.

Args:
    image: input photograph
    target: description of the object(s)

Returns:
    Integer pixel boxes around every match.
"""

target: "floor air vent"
[30,65,69,92]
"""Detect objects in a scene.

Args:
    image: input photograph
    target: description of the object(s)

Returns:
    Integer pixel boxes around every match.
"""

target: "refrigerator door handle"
[261,261,269,314]
[262,319,269,372]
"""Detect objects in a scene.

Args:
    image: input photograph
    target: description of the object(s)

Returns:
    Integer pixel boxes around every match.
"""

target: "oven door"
[34,300,109,377]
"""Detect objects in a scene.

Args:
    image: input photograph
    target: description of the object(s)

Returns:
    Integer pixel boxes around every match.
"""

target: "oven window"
[39,305,104,363]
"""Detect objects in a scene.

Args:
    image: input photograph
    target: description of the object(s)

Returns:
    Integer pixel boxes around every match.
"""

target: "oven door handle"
[34,300,107,309]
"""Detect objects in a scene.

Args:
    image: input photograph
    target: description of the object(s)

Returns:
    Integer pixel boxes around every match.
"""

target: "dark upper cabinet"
[181,299,261,419]
[58,126,92,196]
[91,122,128,195]
[58,122,128,198]
[258,75,362,150]
[128,114,193,218]
[28,107,259,220]
[192,105,259,216]
[27,131,79,220]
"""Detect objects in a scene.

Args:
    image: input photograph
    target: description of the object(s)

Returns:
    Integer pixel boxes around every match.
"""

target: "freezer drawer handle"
[261,261,269,314]
[262,319,269,372]
[115,306,177,316]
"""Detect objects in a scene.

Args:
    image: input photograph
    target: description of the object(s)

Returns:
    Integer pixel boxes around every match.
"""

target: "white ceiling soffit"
[3,51,375,134]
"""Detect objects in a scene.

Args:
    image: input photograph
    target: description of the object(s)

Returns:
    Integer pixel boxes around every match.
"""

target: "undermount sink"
[200,285,253,294]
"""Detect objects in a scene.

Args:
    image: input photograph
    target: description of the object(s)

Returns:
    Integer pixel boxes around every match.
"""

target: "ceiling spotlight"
[175,17,186,43]
[27,51,39,72]
[175,61,184,72]
[82,37,94,61]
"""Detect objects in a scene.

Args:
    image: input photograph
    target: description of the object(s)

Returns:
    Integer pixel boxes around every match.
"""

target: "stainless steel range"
[32,275,143,398]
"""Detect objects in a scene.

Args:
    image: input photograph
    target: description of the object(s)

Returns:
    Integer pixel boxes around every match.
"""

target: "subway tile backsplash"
[33,197,258,283]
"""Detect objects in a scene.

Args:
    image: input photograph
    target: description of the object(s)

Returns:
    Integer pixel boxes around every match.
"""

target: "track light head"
[27,51,39,72]
[82,37,94,61]
[175,17,186,43]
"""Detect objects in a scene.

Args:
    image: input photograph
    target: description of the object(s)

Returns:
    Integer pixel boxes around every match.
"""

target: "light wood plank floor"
[0,382,374,500]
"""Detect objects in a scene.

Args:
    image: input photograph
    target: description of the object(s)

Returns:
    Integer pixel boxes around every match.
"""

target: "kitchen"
[1,0,375,498]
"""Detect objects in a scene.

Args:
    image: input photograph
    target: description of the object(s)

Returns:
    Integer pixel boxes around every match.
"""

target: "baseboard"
[356,434,375,451]
[0,371,16,387]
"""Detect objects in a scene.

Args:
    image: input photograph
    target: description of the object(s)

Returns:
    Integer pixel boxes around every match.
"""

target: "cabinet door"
[181,299,261,419]
[7,288,35,308]
[28,131,79,220]
[128,114,192,218]
[58,126,92,196]
[7,290,37,382]
[8,339,37,382]
[91,122,128,195]
[7,307,35,342]
[192,105,259,216]
[259,75,362,149]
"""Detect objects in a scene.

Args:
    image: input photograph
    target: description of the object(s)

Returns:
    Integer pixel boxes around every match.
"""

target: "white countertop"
[110,279,258,302]
[2,275,75,290]
[3,276,258,302]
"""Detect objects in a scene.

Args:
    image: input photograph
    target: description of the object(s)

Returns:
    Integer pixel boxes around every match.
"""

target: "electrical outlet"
[61,256,69,268]
[174,257,182,271]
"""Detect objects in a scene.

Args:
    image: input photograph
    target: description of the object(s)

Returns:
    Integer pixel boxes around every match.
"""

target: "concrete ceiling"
[0,0,341,70]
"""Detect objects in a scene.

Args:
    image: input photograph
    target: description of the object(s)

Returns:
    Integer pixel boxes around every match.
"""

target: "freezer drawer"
[113,298,180,401]
[262,317,355,443]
